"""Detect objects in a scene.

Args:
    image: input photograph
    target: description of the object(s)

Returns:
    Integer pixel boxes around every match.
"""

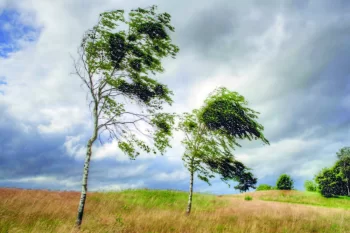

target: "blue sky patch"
[0,9,40,57]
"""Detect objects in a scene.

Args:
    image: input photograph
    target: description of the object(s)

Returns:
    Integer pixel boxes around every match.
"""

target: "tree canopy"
[315,167,346,197]
[234,171,258,193]
[312,147,350,197]
[75,5,179,158]
[276,174,294,190]
[199,87,269,144]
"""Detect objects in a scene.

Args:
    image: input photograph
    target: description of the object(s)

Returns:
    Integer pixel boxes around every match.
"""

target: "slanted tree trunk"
[186,169,194,215]
[75,102,98,227]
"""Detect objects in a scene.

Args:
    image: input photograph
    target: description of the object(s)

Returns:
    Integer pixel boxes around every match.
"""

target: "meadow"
[1,188,350,233]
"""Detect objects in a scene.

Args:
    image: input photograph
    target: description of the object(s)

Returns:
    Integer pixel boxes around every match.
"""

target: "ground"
[0,188,349,233]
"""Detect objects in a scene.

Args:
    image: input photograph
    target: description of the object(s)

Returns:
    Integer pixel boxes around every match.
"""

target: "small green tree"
[304,180,317,192]
[315,167,346,197]
[315,165,347,198]
[276,174,294,190]
[72,6,179,227]
[178,87,269,215]
[256,184,273,191]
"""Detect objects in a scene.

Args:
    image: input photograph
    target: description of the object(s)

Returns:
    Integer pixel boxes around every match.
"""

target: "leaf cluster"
[199,87,269,145]
[233,171,257,193]
[276,174,294,190]
[315,167,347,197]
[313,147,350,197]
[304,180,317,192]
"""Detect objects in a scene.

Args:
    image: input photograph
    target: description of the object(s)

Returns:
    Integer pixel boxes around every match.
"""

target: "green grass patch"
[258,191,350,209]
[96,189,227,211]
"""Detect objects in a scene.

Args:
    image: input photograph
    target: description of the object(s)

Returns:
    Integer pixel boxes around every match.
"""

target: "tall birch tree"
[72,6,179,227]
[178,87,269,215]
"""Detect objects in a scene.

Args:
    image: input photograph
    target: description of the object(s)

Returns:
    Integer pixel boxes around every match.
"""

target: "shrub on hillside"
[304,180,317,192]
[315,168,347,197]
[276,174,294,190]
[244,195,253,201]
[256,184,273,191]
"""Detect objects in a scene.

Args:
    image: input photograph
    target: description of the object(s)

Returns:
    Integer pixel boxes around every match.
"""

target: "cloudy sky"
[0,0,349,194]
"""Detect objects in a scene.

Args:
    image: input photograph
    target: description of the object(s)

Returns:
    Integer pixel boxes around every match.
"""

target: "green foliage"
[234,172,257,193]
[244,195,253,201]
[304,180,317,192]
[256,190,350,210]
[76,5,179,158]
[104,189,226,211]
[315,167,346,198]
[276,174,294,190]
[256,184,273,191]
[313,147,350,197]
[336,147,350,195]
[199,87,269,145]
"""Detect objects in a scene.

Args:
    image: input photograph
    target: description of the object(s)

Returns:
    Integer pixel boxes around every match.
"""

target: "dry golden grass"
[1,188,350,233]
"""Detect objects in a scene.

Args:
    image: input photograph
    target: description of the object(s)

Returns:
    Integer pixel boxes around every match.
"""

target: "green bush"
[256,184,273,191]
[304,180,317,192]
[276,174,294,190]
[315,168,347,197]
[244,195,253,201]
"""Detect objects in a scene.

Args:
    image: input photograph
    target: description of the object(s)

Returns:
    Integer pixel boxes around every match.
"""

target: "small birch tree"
[178,87,269,215]
[72,6,179,227]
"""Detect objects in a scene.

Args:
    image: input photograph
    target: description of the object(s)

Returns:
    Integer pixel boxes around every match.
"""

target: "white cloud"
[7,175,80,188]
[153,170,188,182]
[64,135,86,159]
[91,181,145,192]
[38,107,88,134]
[92,139,161,161]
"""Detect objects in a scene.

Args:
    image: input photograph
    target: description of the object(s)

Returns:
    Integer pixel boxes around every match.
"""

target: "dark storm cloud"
[177,0,277,63]
[0,106,82,182]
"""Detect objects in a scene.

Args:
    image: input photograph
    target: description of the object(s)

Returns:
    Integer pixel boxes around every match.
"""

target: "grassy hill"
[1,188,350,233]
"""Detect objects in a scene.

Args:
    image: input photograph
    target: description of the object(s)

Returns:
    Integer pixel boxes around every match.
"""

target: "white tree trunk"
[75,103,98,227]
[186,169,194,215]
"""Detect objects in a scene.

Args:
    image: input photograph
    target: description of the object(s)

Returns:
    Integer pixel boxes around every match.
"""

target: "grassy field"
[1,188,350,233]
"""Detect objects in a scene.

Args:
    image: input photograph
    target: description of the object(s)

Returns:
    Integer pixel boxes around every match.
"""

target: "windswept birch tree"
[178,87,269,215]
[72,6,179,227]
